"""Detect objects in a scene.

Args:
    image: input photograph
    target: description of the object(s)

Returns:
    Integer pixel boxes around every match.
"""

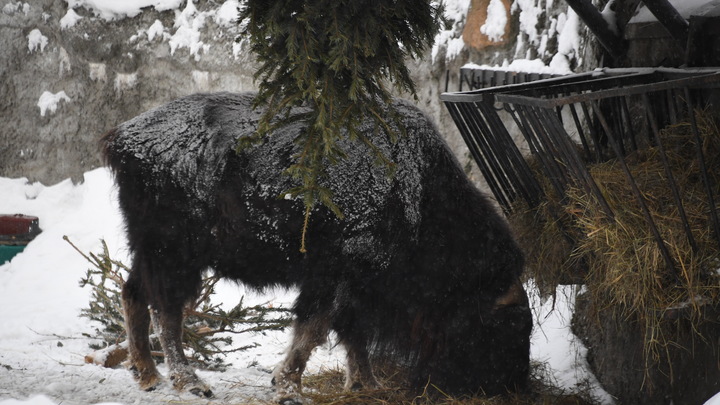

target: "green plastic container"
[0,244,26,264]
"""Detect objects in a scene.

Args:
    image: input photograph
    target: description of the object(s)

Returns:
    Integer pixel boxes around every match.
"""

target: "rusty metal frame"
[441,67,720,275]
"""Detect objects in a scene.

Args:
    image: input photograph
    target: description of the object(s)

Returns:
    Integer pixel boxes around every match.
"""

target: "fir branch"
[68,237,292,369]
[237,0,443,251]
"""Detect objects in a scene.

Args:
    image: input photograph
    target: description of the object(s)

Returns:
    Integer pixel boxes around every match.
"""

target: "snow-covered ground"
[0,168,617,405]
[4,0,719,404]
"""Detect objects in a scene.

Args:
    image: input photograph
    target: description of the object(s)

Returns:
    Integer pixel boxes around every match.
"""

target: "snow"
[60,9,82,30]
[65,0,184,20]
[113,73,137,94]
[432,0,471,62]
[37,91,71,117]
[215,0,240,27]
[27,29,48,53]
[0,167,617,405]
[2,2,29,16]
[463,57,571,75]
[146,19,165,41]
[480,0,508,42]
[512,0,543,48]
[168,1,211,60]
[0,168,340,405]
[88,63,107,83]
[708,392,720,405]
[529,285,614,404]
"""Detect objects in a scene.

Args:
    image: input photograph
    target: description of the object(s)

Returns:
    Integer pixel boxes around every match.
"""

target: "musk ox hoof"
[189,386,213,398]
[278,396,303,405]
[170,369,213,398]
[130,365,161,392]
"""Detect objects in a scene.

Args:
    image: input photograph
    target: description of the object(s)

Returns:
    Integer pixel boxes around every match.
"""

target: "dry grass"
[253,362,600,405]
[510,109,720,370]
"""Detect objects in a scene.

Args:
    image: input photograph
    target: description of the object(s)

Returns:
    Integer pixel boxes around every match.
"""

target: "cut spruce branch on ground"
[65,236,292,370]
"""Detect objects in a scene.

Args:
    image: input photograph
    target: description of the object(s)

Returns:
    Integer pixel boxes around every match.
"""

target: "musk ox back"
[102,92,532,403]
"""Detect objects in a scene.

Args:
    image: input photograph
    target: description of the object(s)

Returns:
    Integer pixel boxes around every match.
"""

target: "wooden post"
[640,0,689,47]
[565,0,628,59]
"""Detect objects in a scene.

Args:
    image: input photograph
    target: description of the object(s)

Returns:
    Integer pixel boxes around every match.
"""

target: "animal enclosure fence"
[441,67,720,282]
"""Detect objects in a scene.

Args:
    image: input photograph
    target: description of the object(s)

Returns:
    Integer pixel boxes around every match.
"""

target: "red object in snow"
[0,214,41,238]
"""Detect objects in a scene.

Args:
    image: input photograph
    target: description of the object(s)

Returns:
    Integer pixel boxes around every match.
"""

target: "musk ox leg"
[342,339,381,392]
[152,296,213,397]
[272,316,330,405]
[122,271,160,391]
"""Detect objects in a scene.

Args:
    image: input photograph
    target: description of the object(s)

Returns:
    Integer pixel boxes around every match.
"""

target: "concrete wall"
[0,0,589,187]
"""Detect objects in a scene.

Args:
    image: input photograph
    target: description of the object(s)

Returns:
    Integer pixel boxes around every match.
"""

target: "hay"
[510,109,720,370]
[251,364,599,405]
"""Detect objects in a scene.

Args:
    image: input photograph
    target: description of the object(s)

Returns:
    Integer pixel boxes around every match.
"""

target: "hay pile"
[511,109,720,363]
[262,365,597,405]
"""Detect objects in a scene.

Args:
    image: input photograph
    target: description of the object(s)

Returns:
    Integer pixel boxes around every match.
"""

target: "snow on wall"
[432,0,471,62]
[59,8,82,29]
[480,0,509,42]
[65,0,184,20]
[27,28,48,52]
[37,91,70,116]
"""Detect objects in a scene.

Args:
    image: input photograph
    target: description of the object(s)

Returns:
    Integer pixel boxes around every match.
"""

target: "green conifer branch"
[237,0,443,251]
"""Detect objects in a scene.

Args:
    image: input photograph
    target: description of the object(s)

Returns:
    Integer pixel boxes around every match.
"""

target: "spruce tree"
[238,0,444,251]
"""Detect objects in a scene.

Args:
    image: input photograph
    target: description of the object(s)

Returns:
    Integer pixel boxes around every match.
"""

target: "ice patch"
[37,91,71,117]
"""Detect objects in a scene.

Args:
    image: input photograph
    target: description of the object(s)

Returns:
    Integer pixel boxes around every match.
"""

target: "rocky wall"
[1,0,589,188]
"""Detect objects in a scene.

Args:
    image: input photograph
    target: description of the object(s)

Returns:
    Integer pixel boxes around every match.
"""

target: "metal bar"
[496,72,720,109]
[581,100,607,161]
[478,102,543,207]
[454,101,512,207]
[458,102,517,203]
[475,102,534,206]
[568,102,593,160]
[683,87,720,251]
[666,89,678,125]
[620,95,638,152]
[591,100,680,278]
[511,105,568,199]
[642,93,698,252]
[445,102,511,210]
[640,0,689,46]
[538,106,616,220]
[520,105,572,194]
[610,98,627,156]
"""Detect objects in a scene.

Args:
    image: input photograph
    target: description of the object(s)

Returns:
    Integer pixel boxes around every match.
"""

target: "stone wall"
[1,0,257,183]
[0,0,587,187]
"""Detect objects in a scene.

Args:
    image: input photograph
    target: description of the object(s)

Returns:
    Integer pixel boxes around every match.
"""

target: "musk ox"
[102,92,531,403]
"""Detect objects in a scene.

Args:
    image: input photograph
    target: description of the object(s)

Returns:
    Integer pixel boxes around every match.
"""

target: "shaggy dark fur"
[102,92,531,402]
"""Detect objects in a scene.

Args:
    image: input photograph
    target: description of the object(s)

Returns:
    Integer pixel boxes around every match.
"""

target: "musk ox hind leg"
[122,251,212,397]
[272,315,331,405]
[341,336,381,392]
[122,269,160,391]
[152,298,213,397]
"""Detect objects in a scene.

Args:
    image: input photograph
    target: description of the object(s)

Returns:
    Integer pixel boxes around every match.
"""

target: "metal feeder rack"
[441,67,720,276]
